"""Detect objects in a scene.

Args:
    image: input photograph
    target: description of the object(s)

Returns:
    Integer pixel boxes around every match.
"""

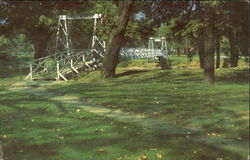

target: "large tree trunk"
[215,36,221,68]
[204,25,215,85]
[228,33,239,67]
[197,35,205,68]
[33,39,48,59]
[30,27,50,59]
[177,47,180,56]
[102,0,134,78]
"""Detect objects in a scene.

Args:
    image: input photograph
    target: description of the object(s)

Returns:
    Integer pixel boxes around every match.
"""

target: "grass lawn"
[0,91,247,160]
[0,55,249,160]
[49,58,249,141]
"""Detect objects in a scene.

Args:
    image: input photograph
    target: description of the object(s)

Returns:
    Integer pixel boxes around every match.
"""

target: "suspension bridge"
[25,14,168,81]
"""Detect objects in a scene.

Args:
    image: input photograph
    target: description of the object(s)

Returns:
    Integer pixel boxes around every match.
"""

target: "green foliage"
[220,36,229,49]
[0,34,34,58]
[155,23,170,37]
[38,15,55,26]
[177,19,204,38]
[0,35,10,58]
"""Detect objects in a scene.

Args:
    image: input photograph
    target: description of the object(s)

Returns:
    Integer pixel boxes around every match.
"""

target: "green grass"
[0,91,246,160]
[0,55,249,160]
[49,65,249,139]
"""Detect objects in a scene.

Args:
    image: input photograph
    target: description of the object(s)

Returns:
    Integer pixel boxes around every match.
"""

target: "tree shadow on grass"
[115,70,149,78]
[216,68,249,84]
[1,90,247,160]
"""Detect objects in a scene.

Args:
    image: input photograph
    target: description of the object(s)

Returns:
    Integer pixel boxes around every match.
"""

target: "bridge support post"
[30,62,33,81]
[70,59,79,73]
[82,55,85,62]
[56,61,60,81]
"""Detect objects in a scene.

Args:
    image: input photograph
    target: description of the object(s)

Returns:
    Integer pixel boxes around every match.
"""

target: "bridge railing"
[56,49,104,81]
[25,49,88,80]
[120,48,167,60]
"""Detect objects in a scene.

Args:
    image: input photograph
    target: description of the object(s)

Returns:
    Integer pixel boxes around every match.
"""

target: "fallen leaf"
[141,154,147,160]
[178,115,184,119]
[96,148,107,153]
[154,112,160,115]
[211,132,216,136]
[157,153,163,159]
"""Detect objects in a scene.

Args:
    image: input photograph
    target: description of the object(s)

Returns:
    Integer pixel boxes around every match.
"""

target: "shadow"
[1,86,247,160]
[115,70,148,78]
[216,68,249,84]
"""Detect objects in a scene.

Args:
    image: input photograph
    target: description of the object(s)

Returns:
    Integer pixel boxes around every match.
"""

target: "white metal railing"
[25,49,91,80]
[56,49,104,81]
[120,48,167,60]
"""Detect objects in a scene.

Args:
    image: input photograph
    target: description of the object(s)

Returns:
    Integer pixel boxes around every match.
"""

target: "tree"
[102,0,134,78]
[0,1,90,58]
[219,1,248,67]
[215,36,221,68]
[203,24,215,84]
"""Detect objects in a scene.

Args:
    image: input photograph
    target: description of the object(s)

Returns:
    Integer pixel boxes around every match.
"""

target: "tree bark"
[102,0,134,78]
[197,35,205,68]
[215,37,221,68]
[177,47,180,56]
[30,27,50,59]
[33,39,48,59]
[204,25,215,85]
[228,33,239,67]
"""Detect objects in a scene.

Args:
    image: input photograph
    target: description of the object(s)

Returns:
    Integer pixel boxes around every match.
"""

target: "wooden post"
[103,41,106,53]
[19,63,22,80]
[57,61,60,81]
[30,62,33,80]
[82,55,85,62]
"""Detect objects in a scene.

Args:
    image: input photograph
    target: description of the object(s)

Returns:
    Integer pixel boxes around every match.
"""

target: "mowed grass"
[0,91,246,160]
[0,55,249,160]
[49,57,249,152]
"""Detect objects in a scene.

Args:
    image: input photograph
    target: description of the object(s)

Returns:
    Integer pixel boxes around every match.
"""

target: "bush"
[222,57,230,68]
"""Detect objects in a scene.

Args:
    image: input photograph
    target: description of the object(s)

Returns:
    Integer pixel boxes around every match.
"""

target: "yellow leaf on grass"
[157,153,163,159]
[96,148,107,153]
[141,155,147,160]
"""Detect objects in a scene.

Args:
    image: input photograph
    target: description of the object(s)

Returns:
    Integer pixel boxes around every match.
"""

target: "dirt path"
[2,80,248,158]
